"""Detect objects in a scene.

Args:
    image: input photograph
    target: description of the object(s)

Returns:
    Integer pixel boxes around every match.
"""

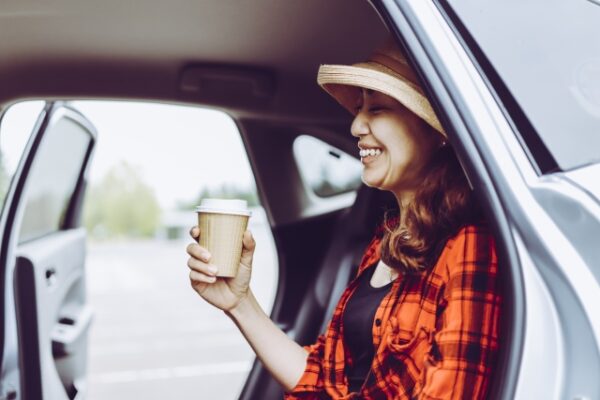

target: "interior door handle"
[51,305,94,358]
[0,385,17,400]
[45,267,57,287]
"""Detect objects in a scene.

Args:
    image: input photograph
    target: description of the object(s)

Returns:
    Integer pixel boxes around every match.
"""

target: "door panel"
[15,229,90,400]
[1,102,96,400]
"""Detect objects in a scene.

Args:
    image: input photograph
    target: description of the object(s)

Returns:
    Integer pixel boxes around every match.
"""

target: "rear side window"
[293,135,362,197]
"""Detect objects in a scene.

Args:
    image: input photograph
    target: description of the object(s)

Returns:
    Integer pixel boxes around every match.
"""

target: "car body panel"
[0,103,96,400]
[384,0,600,398]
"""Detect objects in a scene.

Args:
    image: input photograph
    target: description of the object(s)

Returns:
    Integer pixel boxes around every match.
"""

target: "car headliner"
[0,0,388,123]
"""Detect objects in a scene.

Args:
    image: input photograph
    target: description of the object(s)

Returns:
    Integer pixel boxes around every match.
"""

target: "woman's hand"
[187,226,309,392]
[186,226,256,312]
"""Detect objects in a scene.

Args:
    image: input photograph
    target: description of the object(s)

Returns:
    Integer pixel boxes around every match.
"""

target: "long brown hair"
[380,145,482,274]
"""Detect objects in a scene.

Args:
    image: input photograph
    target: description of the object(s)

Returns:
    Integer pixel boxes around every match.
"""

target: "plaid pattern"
[284,224,502,399]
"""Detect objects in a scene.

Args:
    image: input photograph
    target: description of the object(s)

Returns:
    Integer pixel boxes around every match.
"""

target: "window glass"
[0,101,46,213]
[70,101,278,400]
[446,0,600,171]
[18,115,92,243]
[293,135,362,197]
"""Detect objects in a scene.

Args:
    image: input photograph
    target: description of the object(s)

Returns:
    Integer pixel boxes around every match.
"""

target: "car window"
[18,114,92,243]
[0,101,46,214]
[444,0,600,172]
[293,135,362,197]
[69,101,278,400]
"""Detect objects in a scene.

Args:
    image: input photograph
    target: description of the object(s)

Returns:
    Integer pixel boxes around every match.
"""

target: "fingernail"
[202,251,211,261]
[208,265,218,274]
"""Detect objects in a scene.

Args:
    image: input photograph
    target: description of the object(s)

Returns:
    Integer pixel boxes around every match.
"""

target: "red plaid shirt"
[284,224,502,399]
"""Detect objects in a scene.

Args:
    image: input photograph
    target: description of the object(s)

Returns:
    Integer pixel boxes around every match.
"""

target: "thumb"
[240,230,255,268]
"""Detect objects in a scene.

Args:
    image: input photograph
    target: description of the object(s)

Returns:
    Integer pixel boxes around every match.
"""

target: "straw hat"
[317,37,446,137]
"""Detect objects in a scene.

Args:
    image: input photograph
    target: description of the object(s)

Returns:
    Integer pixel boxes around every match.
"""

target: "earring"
[440,140,448,147]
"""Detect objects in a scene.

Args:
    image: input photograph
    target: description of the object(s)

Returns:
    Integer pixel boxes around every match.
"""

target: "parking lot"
[85,210,277,399]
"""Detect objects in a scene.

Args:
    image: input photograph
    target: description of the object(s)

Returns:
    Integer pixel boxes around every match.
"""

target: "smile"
[359,148,383,162]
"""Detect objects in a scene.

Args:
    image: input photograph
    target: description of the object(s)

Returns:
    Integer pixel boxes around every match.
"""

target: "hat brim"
[317,63,446,137]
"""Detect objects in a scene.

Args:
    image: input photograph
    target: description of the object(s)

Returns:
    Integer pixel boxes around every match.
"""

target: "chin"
[361,174,386,190]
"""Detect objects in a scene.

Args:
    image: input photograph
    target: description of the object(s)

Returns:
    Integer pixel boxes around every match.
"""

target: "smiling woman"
[2,1,599,399]
[185,36,502,399]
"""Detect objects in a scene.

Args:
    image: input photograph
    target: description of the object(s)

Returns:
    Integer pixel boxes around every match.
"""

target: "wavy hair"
[379,145,483,274]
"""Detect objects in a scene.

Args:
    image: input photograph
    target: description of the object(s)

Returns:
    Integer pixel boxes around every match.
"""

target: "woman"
[186,37,502,399]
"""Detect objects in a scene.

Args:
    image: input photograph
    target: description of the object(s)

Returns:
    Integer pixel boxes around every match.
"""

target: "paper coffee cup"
[195,199,252,278]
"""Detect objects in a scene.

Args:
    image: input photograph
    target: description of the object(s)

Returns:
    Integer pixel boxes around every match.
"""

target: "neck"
[394,190,415,228]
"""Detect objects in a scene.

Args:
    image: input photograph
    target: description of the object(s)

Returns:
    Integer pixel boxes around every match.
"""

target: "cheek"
[386,139,415,168]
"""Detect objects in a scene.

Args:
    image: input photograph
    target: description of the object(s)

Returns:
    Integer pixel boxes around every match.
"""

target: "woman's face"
[351,89,443,195]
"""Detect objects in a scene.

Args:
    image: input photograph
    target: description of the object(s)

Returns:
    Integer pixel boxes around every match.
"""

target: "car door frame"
[375,0,600,399]
[0,101,97,400]
[371,1,526,398]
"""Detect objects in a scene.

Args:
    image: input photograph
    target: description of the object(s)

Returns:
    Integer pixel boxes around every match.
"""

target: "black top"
[342,264,394,393]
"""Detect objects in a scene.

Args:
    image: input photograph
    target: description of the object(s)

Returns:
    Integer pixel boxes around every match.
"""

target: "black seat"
[292,185,396,347]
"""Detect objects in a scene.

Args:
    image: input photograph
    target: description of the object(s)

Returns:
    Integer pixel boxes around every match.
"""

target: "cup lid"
[195,198,252,216]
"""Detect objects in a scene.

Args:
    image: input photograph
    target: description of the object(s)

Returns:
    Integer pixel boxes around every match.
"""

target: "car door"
[375,1,600,399]
[0,101,96,400]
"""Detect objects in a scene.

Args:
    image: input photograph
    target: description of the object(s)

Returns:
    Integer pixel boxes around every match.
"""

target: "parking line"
[91,360,253,384]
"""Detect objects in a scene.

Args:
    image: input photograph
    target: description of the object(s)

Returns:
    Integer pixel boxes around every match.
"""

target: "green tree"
[84,162,161,239]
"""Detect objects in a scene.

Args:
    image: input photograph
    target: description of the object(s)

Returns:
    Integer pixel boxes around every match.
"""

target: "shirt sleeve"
[283,332,327,399]
[417,226,503,400]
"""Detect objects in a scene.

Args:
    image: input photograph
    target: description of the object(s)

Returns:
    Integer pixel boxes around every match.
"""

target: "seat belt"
[318,243,367,334]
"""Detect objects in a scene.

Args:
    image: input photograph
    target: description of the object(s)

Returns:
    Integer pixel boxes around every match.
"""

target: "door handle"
[0,387,17,400]
[0,382,17,400]
[51,305,94,358]
[45,267,57,287]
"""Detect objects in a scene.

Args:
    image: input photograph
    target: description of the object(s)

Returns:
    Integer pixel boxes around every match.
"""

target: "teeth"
[360,148,382,158]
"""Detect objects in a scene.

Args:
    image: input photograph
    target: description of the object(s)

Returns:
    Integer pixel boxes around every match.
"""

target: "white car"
[0,0,598,399]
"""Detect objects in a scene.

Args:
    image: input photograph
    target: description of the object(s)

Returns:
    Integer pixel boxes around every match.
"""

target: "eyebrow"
[355,88,376,109]
[356,88,373,105]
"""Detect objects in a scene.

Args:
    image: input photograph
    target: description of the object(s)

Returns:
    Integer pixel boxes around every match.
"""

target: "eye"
[368,106,386,114]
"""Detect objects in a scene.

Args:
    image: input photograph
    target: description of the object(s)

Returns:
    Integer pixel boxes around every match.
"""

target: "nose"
[351,110,369,138]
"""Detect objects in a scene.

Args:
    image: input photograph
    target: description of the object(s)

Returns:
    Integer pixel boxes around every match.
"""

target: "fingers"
[242,230,256,251]
[187,256,218,276]
[186,242,218,282]
[240,230,255,268]
[189,269,217,284]
[189,226,200,240]
[186,242,211,263]
[187,254,218,286]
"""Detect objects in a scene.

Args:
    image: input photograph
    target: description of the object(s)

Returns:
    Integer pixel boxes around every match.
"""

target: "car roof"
[0,0,387,122]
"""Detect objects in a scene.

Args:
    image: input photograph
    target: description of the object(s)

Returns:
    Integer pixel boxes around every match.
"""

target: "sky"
[1,100,257,210]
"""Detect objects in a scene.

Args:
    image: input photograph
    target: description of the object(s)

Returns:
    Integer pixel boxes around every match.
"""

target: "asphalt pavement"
[85,209,278,400]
